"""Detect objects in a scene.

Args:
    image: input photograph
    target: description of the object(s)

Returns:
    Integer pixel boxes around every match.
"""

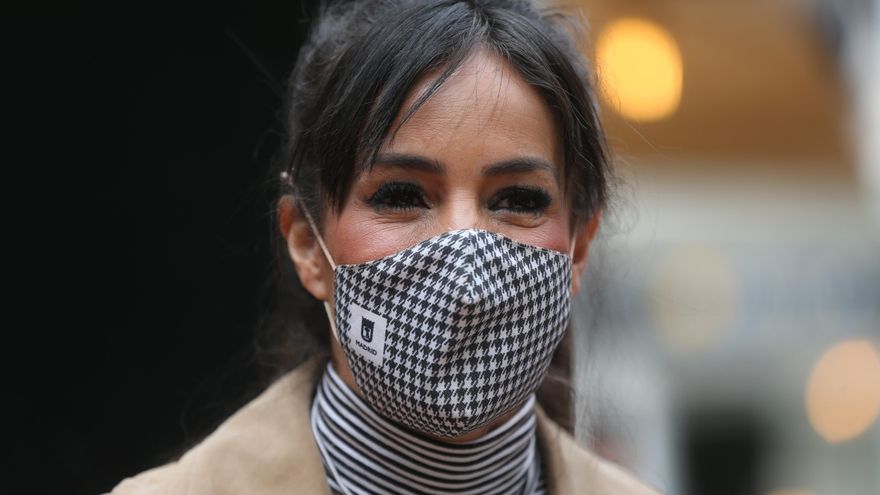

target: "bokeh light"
[806,339,880,443]
[596,17,683,122]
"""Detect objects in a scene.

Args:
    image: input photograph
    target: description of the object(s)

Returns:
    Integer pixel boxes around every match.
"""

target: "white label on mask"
[347,303,387,367]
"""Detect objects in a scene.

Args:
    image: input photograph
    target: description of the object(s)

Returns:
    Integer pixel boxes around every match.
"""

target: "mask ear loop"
[281,171,341,341]
[299,205,336,271]
[291,191,340,342]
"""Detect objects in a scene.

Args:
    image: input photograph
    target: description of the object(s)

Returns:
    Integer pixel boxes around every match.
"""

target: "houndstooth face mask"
[310,225,573,437]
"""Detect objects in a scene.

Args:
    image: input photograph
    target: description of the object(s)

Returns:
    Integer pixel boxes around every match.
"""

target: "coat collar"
[113,358,660,495]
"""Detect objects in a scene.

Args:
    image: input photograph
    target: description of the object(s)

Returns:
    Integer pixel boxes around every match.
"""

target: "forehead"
[383,49,562,170]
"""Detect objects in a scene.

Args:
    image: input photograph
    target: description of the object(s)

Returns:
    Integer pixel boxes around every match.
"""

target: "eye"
[489,186,551,215]
[367,182,429,211]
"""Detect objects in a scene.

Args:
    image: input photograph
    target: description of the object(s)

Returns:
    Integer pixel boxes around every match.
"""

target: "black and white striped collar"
[310,362,546,495]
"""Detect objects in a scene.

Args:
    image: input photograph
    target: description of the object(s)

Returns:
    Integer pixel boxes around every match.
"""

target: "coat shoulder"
[108,360,329,495]
[576,447,664,495]
[536,408,664,495]
[110,463,181,495]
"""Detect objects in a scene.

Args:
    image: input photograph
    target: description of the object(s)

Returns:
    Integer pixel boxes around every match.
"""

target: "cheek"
[506,216,571,255]
[323,204,429,265]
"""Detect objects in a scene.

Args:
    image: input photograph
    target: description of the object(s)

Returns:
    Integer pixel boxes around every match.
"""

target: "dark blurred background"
[2,8,317,494]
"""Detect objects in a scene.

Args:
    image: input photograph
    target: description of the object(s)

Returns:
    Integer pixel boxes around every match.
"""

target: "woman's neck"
[311,360,546,495]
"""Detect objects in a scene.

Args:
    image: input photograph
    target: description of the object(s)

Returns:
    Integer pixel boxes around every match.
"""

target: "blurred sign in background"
[550,0,880,494]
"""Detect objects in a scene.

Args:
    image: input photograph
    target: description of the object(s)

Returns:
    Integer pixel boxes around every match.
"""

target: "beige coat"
[111,359,661,495]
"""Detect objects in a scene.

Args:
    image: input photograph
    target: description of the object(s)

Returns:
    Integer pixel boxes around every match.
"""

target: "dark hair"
[263,0,611,432]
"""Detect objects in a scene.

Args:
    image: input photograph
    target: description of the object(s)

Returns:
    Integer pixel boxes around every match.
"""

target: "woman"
[112,0,660,493]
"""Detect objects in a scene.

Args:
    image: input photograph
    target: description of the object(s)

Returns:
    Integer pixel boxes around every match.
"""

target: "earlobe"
[570,212,601,297]
[278,196,333,301]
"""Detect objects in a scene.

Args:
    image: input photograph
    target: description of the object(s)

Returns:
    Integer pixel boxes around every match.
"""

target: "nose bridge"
[441,191,483,232]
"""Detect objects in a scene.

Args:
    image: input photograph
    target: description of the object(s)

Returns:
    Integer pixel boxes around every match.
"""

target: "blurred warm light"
[649,246,737,353]
[806,339,880,443]
[596,18,683,122]
[766,490,813,495]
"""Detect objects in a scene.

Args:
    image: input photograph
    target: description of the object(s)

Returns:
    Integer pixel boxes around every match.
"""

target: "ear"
[278,195,333,302]
[570,212,601,297]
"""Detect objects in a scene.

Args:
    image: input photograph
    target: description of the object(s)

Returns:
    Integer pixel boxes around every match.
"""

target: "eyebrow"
[482,157,557,179]
[374,153,557,179]
[373,153,444,174]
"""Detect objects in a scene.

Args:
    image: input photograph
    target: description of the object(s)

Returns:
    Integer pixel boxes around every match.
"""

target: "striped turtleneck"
[310,362,547,495]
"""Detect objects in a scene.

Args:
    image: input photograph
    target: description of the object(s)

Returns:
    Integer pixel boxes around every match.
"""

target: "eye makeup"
[488,186,552,215]
[365,181,553,215]
[366,181,429,211]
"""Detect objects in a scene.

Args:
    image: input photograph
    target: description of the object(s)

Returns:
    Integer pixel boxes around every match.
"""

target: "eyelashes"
[488,186,551,214]
[366,182,551,215]
[367,182,428,211]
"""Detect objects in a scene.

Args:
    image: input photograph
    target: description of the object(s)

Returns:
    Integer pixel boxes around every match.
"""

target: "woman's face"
[325,49,576,265]
[283,48,598,440]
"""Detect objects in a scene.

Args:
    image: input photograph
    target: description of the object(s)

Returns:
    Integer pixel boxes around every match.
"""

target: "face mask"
[305,215,573,437]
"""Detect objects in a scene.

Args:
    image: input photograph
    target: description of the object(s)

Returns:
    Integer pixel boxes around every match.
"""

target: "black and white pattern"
[334,229,571,437]
[311,362,547,495]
